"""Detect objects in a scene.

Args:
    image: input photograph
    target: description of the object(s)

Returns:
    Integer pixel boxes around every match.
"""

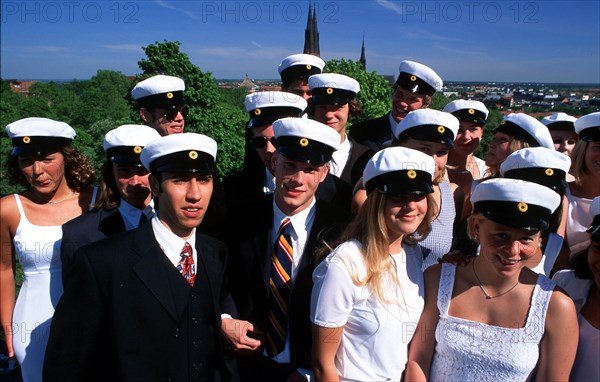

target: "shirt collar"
[272,197,316,234]
[151,214,196,261]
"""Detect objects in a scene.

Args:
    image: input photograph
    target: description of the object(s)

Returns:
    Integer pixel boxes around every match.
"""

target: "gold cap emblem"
[326,87,334,95]
[166,92,173,99]
[545,168,554,176]
[468,109,475,114]
[133,146,142,154]
[306,64,312,70]
[517,202,528,212]
[23,136,31,144]
[407,170,417,179]
[299,138,309,147]
[254,108,261,116]
[410,75,417,82]
[189,150,198,159]
[437,126,446,134]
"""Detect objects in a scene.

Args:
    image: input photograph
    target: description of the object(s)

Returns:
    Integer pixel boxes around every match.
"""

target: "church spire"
[303,0,320,56]
[359,34,366,70]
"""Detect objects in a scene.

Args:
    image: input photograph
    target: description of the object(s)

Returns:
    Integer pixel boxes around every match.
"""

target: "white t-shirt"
[311,240,425,381]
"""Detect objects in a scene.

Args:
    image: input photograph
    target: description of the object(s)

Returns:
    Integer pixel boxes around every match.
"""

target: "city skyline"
[1,1,599,83]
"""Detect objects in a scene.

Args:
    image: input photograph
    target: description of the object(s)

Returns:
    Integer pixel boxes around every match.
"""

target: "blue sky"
[1,0,599,83]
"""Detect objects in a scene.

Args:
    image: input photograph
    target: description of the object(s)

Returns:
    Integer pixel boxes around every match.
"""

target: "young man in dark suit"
[307,72,373,190]
[349,60,443,151]
[44,133,236,382]
[60,124,160,281]
[223,118,348,382]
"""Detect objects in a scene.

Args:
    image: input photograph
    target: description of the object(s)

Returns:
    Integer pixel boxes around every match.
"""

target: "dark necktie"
[266,218,293,357]
[177,242,195,286]
[138,212,148,226]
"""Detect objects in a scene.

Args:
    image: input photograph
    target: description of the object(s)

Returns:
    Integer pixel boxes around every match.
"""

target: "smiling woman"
[406,178,578,382]
[311,147,437,382]
[0,117,95,382]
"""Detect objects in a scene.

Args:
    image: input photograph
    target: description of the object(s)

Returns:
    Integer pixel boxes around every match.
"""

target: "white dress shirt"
[269,197,317,367]
[330,136,351,178]
[151,215,197,270]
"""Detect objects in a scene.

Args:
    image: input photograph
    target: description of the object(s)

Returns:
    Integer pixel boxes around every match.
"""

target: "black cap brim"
[474,200,550,231]
[365,170,434,195]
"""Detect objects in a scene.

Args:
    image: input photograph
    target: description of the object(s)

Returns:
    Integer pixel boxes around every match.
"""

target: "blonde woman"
[311,147,437,381]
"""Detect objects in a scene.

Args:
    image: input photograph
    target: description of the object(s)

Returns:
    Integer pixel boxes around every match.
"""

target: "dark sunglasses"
[250,136,277,150]
[160,105,189,121]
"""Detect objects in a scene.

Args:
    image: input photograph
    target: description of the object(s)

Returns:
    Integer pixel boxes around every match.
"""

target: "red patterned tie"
[177,242,195,286]
[266,218,293,357]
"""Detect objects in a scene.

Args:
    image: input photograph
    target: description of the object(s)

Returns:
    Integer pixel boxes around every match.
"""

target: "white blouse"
[311,240,424,381]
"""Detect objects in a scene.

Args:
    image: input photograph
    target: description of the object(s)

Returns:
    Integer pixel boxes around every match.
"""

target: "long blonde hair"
[320,190,436,303]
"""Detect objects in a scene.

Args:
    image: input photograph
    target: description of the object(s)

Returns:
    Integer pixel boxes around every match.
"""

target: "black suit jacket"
[348,112,394,151]
[44,223,235,382]
[339,137,374,188]
[226,196,346,371]
[60,208,126,282]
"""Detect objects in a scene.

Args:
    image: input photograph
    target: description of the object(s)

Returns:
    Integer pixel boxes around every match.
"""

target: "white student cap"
[6,117,76,156]
[392,109,459,147]
[272,117,340,165]
[396,60,443,96]
[471,178,560,231]
[363,146,435,195]
[141,133,217,174]
[245,92,307,129]
[442,99,489,125]
[492,113,554,149]
[103,125,161,166]
[308,73,360,106]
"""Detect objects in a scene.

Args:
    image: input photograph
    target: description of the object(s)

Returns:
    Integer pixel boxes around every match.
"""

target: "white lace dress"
[430,263,555,382]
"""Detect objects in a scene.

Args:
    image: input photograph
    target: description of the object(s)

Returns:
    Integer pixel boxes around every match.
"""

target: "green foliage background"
[1,41,248,195]
[0,40,561,194]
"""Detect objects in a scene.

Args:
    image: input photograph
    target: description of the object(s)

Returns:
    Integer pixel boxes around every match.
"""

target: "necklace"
[472,261,519,299]
[34,190,73,205]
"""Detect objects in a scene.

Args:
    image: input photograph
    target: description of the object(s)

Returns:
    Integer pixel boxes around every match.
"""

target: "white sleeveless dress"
[12,194,64,382]
[430,263,554,382]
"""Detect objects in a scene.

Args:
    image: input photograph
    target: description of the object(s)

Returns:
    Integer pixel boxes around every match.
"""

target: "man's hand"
[221,318,262,351]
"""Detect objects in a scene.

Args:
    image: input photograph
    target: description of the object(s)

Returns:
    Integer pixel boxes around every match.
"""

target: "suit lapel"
[194,235,218,307]
[131,224,180,322]
[97,209,127,237]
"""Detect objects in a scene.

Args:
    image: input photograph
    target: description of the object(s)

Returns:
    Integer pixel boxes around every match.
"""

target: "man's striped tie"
[266,218,293,357]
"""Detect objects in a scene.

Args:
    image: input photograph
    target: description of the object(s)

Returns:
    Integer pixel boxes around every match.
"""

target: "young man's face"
[250,124,277,174]
[112,163,152,209]
[282,79,311,101]
[312,103,349,141]
[151,171,213,239]
[391,86,429,123]
[273,153,328,216]
[140,106,186,136]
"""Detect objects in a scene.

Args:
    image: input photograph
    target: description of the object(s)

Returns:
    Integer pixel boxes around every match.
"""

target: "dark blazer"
[348,112,394,151]
[44,223,235,382]
[60,208,126,282]
[226,196,346,373]
[224,153,353,221]
[339,137,374,188]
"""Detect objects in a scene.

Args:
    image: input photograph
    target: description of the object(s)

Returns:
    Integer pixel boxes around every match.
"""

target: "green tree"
[430,93,452,111]
[137,40,247,177]
[73,70,133,129]
[322,59,392,125]
[474,109,502,160]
